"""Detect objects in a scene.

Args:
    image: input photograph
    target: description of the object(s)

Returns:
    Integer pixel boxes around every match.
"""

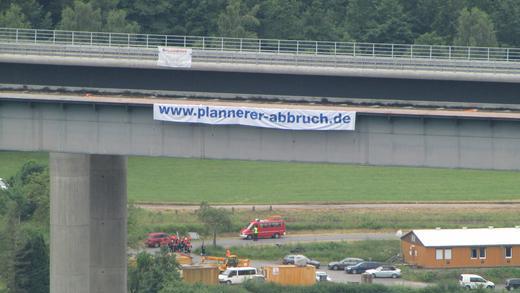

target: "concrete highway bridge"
[1,28,520,292]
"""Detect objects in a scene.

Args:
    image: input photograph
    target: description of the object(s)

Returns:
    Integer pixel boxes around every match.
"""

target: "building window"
[411,235,416,243]
[505,247,512,259]
[471,248,478,259]
[445,249,452,260]
[479,247,486,259]
[436,249,443,260]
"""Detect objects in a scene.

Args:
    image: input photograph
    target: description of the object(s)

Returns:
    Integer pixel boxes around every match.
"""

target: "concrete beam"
[50,153,127,293]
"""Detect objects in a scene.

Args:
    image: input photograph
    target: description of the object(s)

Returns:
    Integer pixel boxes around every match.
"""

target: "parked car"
[459,274,495,289]
[328,257,364,271]
[365,265,401,278]
[506,278,520,291]
[345,261,382,274]
[240,216,286,240]
[146,232,170,248]
[282,254,320,268]
[316,271,331,282]
[218,267,263,285]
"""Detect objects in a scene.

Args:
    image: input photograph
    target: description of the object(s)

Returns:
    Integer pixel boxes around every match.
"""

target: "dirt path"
[137,202,520,212]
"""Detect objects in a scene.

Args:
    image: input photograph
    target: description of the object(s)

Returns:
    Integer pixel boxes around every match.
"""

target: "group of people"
[167,236,192,253]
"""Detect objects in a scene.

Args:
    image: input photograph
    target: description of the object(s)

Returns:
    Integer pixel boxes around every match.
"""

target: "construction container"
[182,265,220,285]
[173,252,193,266]
[262,265,316,286]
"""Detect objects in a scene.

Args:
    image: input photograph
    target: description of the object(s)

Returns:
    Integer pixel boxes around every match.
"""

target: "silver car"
[365,265,401,278]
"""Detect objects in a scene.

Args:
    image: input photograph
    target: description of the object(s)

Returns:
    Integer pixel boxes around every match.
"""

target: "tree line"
[0,0,518,47]
[0,161,49,292]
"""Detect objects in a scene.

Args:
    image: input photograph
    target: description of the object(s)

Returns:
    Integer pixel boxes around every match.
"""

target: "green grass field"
[1,151,519,203]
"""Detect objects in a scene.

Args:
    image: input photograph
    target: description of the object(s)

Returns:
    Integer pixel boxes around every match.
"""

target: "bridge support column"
[50,153,127,293]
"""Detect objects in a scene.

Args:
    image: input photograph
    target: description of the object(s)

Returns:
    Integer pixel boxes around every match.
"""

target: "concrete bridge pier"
[50,153,127,293]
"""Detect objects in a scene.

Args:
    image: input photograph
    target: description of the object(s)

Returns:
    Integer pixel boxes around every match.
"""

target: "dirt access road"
[138,202,520,212]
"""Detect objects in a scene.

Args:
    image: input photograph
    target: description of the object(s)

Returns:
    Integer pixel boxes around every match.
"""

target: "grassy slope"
[1,151,519,203]
[196,240,401,263]
[0,151,48,178]
[127,156,520,203]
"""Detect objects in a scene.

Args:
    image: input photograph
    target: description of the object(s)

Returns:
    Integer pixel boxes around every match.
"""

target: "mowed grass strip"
[1,151,519,203]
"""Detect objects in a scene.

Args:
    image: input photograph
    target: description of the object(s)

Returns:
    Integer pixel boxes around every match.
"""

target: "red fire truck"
[240,216,286,240]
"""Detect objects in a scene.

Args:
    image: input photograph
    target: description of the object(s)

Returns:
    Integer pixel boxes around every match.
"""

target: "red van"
[146,232,170,247]
[240,216,286,240]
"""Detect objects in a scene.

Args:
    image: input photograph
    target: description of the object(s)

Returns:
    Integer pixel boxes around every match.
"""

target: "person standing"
[201,241,206,256]
[253,225,259,241]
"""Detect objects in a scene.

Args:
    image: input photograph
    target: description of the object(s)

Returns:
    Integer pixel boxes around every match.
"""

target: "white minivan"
[218,267,263,285]
[459,274,495,289]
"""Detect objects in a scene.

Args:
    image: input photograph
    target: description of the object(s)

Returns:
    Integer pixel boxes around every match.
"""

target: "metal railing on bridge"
[1,27,520,73]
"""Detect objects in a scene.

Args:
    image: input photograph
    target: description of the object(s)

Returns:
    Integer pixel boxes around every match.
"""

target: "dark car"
[506,278,520,291]
[282,254,320,268]
[345,261,382,274]
[328,257,364,271]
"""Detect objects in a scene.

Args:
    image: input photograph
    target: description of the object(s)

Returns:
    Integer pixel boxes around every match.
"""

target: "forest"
[0,0,518,47]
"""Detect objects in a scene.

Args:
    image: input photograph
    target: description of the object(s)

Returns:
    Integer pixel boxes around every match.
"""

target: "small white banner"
[154,104,356,131]
[157,47,192,68]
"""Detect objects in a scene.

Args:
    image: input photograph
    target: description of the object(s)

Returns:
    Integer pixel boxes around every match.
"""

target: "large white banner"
[154,104,356,131]
[157,47,192,68]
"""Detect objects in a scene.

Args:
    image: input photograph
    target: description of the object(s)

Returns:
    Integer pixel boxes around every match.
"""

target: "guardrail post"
[184,36,186,47]
[15,29,19,42]
[372,43,375,57]
[109,33,112,47]
[240,38,243,52]
[334,42,337,56]
[315,41,318,55]
[90,32,93,46]
[146,34,149,48]
[165,35,168,47]
[259,39,261,53]
[53,30,56,44]
[507,48,510,61]
[72,31,75,45]
[487,47,490,61]
[202,37,205,50]
[468,47,471,60]
[128,34,131,47]
[34,30,37,43]
[391,44,394,58]
[221,37,224,51]
[353,43,356,57]
[278,40,280,54]
[429,46,432,59]
[448,46,451,59]
[296,40,299,55]
[410,45,413,58]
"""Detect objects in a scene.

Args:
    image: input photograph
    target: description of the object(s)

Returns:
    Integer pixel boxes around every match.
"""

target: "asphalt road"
[202,232,398,249]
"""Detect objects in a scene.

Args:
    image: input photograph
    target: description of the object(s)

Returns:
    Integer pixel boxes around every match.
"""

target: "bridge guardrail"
[1,27,520,74]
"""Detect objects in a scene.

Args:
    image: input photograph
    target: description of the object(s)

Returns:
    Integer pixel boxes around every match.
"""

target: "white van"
[218,267,263,284]
[459,274,495,289]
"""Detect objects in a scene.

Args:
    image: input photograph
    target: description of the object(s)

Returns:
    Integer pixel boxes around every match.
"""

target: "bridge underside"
[1,62,520,109]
